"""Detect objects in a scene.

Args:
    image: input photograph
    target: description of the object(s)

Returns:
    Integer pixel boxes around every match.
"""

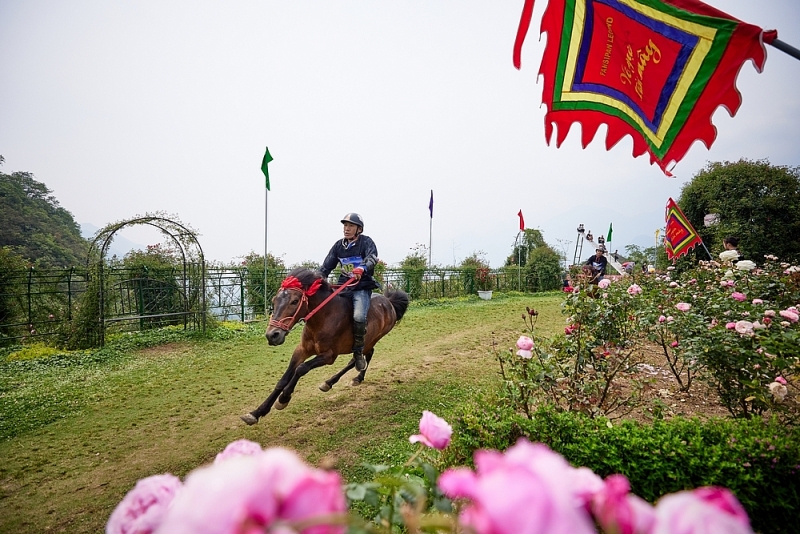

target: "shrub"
[442,403,800,534]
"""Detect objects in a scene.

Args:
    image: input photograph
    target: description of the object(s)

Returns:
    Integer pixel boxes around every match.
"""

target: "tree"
[678,159,800,262]
[505,229,547,267]
[0,159,88,267]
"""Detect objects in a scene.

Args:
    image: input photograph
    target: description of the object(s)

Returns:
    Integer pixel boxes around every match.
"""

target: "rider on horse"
[319,213,379,373]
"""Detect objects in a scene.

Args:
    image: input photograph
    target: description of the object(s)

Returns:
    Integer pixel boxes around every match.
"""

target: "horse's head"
[265,269,325,346]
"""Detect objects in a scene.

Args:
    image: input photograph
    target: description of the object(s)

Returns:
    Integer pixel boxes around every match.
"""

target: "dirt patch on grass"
[616,342,730,423]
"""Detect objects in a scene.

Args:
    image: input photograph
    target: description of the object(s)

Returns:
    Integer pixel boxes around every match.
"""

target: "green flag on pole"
[261,147,273,191]
[607,223,613,243]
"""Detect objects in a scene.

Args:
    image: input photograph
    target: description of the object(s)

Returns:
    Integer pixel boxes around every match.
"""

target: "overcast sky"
[2,1,799,267]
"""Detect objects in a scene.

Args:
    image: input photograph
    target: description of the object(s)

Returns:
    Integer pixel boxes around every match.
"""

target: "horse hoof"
[319,382,332,392]
[275,400,288,410]
[240,413,258,426]
[351,378,362,387]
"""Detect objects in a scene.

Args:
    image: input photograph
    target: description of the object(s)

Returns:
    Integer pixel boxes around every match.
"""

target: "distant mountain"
[80,223,146,259]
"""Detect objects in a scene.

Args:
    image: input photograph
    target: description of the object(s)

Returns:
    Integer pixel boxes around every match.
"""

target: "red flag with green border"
[664,197,702,259]
[513,0,775,175]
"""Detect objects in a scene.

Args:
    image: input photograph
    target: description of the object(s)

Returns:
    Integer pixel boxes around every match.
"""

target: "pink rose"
[666,316,674,322]
[107,474,183,534]
[565,325,577,336]
[598,279,611,289]
[592,474,655,534]
[669,282,678,288]
[627,284,642,296]
[516,336,534,359]
[725,322,737,330]
[779,309,799,323]
[775,376,787,385]
[214,439,263,464]
[751,299,763,305]
[675,303,691,312]
[658,315,666,323]
[154,448,346,534]
[651,487,752,534]
[731,292,746,302]
[764,310,776,317]
[410,410,452,450]
[734,321,754,335]
[671,341,679,348]
[438,440,596,534]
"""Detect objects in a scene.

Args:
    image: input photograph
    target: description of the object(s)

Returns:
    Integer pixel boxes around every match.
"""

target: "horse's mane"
[287,267,332,293]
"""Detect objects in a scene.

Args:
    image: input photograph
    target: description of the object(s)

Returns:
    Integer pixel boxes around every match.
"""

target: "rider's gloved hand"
[352,267,364,280]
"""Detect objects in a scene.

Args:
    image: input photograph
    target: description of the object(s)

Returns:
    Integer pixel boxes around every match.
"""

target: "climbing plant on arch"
[83,213,206,347]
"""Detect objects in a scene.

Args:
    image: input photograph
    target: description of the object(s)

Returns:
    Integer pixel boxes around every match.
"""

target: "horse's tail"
[385,289,410,322]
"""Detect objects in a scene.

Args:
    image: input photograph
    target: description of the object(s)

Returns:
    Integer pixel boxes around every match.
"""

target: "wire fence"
[0,265,560,346]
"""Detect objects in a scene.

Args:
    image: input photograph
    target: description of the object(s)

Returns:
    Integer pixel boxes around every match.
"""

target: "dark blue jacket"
[319,235,380,291]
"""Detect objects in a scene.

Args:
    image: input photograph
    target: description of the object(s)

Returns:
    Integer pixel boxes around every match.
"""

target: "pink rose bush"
[409,410,452,450]
[438,439,753,534]
[108,445,346,534]
[731,292,747,302]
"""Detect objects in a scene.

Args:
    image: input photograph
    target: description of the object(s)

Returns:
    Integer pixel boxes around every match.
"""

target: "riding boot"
[352,321,367,372]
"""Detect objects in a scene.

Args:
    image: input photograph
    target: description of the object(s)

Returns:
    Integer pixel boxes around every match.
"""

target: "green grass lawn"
[0,293,564,534]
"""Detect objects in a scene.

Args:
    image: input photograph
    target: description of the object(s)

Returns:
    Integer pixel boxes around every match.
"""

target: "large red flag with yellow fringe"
[513,0,777,175]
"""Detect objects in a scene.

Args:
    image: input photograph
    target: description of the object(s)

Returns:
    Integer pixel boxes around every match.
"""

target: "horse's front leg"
[275,352,335,409]
[241,346,310,425]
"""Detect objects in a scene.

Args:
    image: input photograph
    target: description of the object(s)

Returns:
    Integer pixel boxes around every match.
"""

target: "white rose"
[719,250,739,263]
[736,260,756,271]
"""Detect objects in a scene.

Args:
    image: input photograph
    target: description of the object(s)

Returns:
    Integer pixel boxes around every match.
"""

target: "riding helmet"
[340,213,364,229]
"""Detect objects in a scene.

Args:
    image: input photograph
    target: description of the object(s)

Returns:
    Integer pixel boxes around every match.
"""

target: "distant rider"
[319,213,379,372]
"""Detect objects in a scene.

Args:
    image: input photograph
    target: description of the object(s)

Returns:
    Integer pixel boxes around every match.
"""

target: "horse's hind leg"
[351,349,374,386]
[319,357,355,392]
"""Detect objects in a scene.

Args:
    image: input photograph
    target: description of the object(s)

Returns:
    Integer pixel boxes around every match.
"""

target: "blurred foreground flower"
[107,474,182,534]
[410,410,452,450]
[627,284,642,296]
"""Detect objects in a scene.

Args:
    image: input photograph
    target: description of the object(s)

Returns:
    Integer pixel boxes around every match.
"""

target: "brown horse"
[240,268,409,425]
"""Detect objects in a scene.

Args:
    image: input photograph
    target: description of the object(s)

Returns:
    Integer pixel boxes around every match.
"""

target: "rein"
[268,276,356,332]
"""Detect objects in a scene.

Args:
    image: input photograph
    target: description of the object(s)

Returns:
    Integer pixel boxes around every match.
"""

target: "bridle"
[268,275,356,332]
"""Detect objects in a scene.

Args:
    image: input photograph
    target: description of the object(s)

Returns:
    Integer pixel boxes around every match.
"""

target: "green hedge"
[442,403,800,534]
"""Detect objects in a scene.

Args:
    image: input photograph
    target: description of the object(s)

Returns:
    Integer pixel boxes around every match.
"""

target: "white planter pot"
[477,290,493,300]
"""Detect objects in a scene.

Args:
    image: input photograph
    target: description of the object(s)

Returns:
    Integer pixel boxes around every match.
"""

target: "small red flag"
[664,198,703,260]
[518,210,525,231]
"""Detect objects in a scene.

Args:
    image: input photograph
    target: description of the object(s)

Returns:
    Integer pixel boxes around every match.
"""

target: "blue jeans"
[351,290,371,323]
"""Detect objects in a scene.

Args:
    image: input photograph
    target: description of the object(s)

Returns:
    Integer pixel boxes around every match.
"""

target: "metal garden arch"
[87,215,205,346]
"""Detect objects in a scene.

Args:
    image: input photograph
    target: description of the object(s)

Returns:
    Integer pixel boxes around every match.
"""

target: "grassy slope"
[0,293,563,534]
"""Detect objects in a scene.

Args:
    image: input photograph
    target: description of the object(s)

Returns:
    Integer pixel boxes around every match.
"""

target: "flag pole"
[428,216,432,266]
[769,38,800,62]
[264,189,269,319]
[261,147,273,318]
[428,190,434,266]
